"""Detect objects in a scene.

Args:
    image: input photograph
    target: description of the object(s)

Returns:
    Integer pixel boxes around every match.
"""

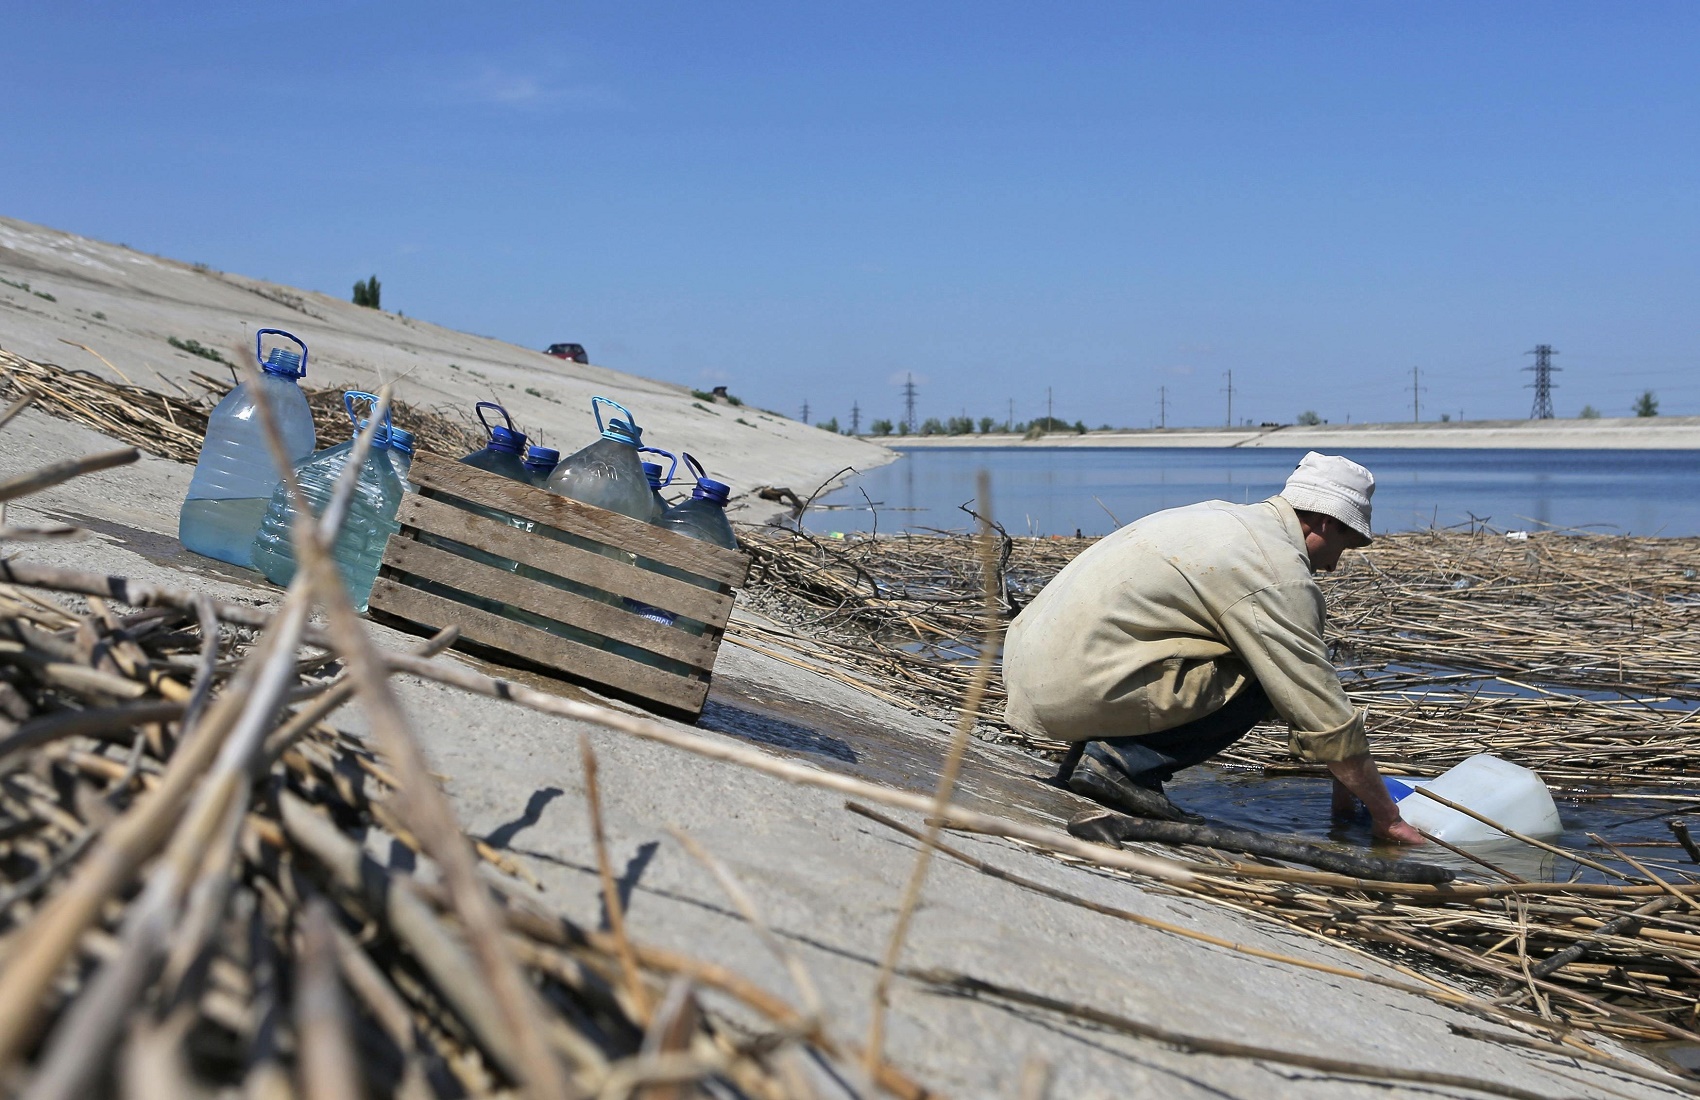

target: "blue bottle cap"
[262,347,304,377]
[487,425,526,453]
[524,445,559,467]
[642,461,665,488]
[692,477,731,504]
[389,428,416,455]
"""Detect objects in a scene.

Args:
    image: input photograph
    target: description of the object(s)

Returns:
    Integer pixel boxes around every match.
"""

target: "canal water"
[812,447,1700,537]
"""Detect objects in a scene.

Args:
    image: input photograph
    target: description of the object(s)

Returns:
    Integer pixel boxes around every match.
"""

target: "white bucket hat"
[1282,451,1374,544]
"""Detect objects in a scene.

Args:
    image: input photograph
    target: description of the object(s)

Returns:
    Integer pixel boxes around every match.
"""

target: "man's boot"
[1066,744,1203,824]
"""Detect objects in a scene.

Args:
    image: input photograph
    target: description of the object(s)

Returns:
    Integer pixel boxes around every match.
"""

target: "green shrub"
[1296,410,1322,425]
[33,290,55,302]
[920,417,946,435]
[870,418,893,436]
[1635,391,1659,417]
[352,275,381,309]
[168,337,232,366]
[92,311,107,320]
[819,417,840,432]
[1579,405,1601,419]
[691,389,716,402]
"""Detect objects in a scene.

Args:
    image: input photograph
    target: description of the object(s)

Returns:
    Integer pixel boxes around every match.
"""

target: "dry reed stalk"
[865,471,1004,1079]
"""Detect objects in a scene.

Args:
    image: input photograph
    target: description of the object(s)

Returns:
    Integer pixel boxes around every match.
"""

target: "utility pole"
[1222,370,1235,427]
[800,399,810,425]
[1158,385,1167,429]
[902,373,918,435]
[1408,366,1426,422]
[1046,386,1053,429]
[1007,398,1014,432]
[850,401,861,435]
[1525,344,1559,419]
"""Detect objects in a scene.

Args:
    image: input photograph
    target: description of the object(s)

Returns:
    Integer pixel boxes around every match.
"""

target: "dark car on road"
[544,342,589,363]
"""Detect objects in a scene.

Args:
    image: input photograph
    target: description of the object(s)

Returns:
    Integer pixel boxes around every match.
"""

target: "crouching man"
[1002,452,1422,846]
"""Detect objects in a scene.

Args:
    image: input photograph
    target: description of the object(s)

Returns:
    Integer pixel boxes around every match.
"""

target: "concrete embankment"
[883,416,1700,449]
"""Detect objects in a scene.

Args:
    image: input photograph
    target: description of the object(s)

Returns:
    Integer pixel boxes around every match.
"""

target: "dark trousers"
[1090,681,1272,791]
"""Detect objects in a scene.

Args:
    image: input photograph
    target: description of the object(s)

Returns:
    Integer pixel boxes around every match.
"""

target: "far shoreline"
[858,415,1700,450]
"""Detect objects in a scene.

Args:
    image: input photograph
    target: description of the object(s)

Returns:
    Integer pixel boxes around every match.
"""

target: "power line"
[901,373,918,434]
[850,401,861,436]
[1222,370,1234,427]
[1158,385,1167,429]
[1525,344,1560,419]
[799,399,810,425]
[1408,366,1426,422]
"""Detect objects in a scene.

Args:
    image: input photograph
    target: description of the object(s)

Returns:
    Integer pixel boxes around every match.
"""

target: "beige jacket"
[1001,496,1369,763]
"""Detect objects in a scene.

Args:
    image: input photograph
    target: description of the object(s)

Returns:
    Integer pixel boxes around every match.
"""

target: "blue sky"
[3,3,1696,429]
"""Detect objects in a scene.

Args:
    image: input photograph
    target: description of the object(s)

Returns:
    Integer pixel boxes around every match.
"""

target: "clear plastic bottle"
[417,403,530,611]
[388,427,416,489]
[522,445,561,488]
[179,329,316,567]
[544,398,662,523]
[249,392,403,612]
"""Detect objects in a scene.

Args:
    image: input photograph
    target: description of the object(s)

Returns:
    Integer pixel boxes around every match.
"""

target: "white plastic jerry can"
[1384,754,1563,845]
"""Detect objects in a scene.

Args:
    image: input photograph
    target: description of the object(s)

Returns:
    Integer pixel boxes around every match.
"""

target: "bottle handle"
[681,452,708,485]
[255,328,308,378]
[638,447,678,485]
[343,391,392,439]
[591,396,638,435]
[474,401,514,441]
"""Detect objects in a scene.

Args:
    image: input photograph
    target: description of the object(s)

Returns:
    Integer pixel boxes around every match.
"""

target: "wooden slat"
[369,578,709,716]
[391,494,733,626]
[380,538,719,669]
[408,452,750,587]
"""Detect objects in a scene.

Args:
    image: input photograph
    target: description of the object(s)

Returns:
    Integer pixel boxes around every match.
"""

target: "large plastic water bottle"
[1384,754,1563,844]
[544,398,661,523]
[178,329,316,567]
[522,446,561,487]
[249,392,404,612]
[660,454,737,550]
[389,428,416,489]
[461,402,529,479]
[637,454,738,633]
[639,447,677,515]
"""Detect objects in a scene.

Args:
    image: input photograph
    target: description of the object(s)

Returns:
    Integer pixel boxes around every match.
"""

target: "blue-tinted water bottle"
[641,454,738,634]
[461,402,529,479]
[522,446,560,487]
[249,392,404,612]
[178,329,316,566]
[639,447,676,515]
[389,428,416,489]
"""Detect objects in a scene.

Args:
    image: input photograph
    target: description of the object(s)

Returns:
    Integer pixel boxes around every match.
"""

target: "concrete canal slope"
[886,417,1700,449]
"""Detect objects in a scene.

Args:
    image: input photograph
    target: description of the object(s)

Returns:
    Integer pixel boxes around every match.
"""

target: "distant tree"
[1072,420,1087,434]
[1295,410,1322,426]
[978,416,996,434]
[1578,405,1601,419]
[1439,413,1451,422]
[352,275,381,309]
[1634,391,1660,417]
[1028,415,1070,433]
[1098,423,1112,431]
[920,417,946,435]
[818,416,839,433]
[947,415,975,435]
[870,418,893,436]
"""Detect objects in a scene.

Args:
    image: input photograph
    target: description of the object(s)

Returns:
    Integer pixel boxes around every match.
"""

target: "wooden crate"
[368,452,750,720]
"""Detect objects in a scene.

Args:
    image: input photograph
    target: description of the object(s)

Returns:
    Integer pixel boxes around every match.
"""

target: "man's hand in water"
[1326,753,1425,847]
